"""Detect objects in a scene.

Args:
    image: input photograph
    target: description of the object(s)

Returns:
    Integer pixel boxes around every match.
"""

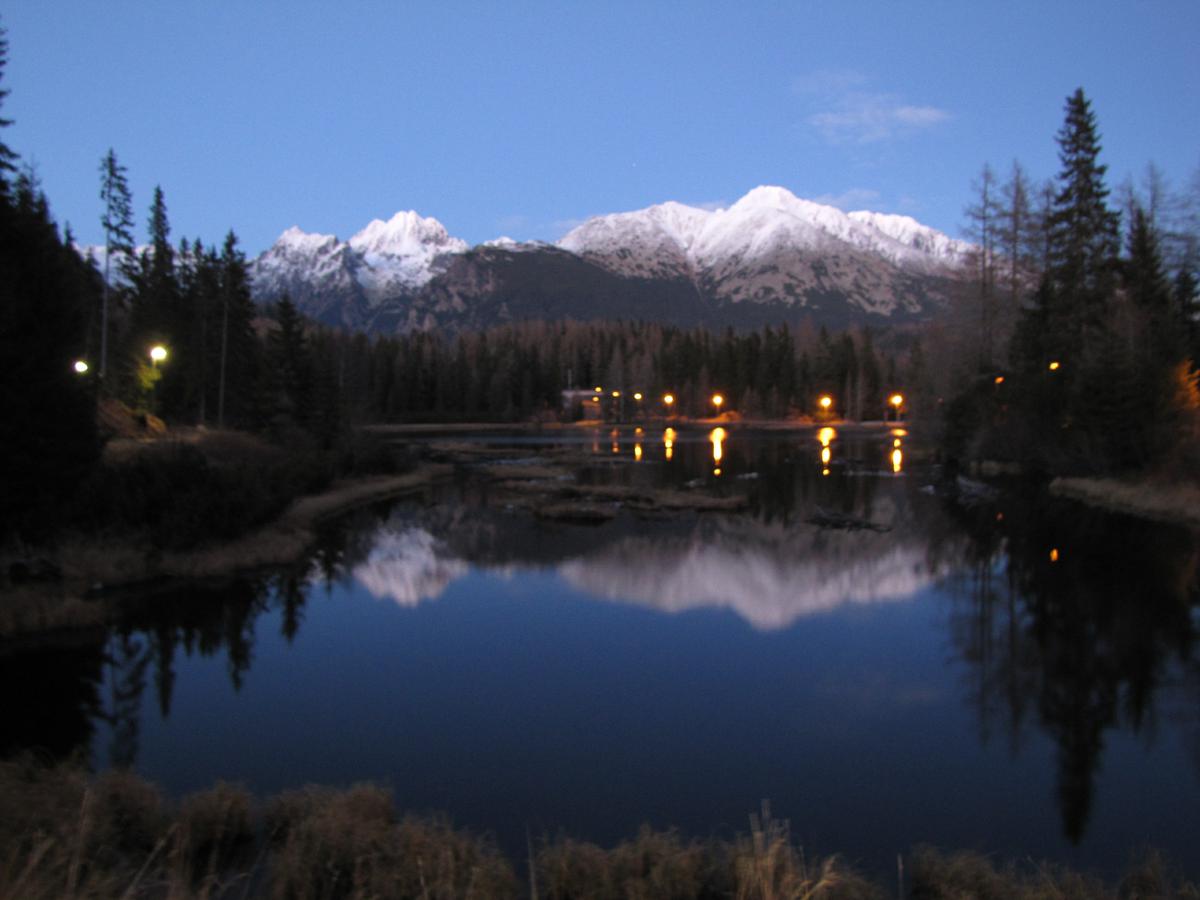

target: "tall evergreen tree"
[1044,88,1120,361]
[0,39,101,538]
[216,230,258,428]
[0,24,16,189]
[267,293,313,432]
[99,149,134,382]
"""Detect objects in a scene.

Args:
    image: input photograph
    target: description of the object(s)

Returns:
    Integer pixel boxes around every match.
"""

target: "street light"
[818,394,833,420]
[1048,361,1060,371]
[712,393,724,416]
[150,345,168,366]
[73,360,89,374]
[889,393,904,422]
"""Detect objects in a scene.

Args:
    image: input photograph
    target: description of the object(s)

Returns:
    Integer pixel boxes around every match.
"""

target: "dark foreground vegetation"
[2,759,1196,900]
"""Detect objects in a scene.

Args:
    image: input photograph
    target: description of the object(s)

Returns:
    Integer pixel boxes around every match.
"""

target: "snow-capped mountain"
[249,210,466,327]
[250,187,971,332]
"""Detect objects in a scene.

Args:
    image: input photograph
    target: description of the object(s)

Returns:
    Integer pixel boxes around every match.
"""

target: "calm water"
[4,426,1199,878]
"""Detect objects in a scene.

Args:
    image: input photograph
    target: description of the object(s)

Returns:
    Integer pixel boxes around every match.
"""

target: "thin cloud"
[495,213,529,233]
[797,71,949,145]
[551,217,590,238]
[812,188,881,211]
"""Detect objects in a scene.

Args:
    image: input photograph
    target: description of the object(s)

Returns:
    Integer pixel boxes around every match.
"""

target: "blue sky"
[5,1,1199,255]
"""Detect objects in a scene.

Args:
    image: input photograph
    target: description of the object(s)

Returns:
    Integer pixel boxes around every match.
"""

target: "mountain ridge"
[248,186,973,332]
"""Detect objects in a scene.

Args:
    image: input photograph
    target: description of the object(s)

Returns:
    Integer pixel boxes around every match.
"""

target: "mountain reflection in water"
[2,431,1198,875]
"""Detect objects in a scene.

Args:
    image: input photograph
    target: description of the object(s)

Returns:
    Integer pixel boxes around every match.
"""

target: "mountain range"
[249,186,973,333]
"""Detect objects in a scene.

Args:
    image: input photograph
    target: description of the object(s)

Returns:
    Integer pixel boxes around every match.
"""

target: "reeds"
[0,761,1195,899]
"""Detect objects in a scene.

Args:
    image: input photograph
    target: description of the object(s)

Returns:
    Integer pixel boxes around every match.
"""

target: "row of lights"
[589,386,904,417]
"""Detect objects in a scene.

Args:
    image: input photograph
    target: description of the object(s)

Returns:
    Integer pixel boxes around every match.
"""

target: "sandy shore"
[1049,476,1200,527]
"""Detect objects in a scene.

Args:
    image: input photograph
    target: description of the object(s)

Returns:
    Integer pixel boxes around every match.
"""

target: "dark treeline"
[334,318,921,423]
[948,88,1200,475]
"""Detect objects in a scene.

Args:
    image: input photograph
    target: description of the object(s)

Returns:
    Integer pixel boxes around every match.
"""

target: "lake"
[3,425,1198,879]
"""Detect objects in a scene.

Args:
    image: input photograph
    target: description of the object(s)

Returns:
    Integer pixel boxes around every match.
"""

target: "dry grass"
[907,846,1200,900]
[1049,476,1200,527]
[1,763,1196,899]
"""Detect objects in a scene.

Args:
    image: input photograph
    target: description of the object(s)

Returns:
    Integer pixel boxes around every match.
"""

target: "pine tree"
[129,186,180,413]
[99,149,134,382]
[216,231,258,428]
[267,293,313,432]
[0,52,101,538]
[1045,88,1120,361]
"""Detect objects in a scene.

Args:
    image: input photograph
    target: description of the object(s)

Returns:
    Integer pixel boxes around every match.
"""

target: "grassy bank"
[1049,476,1200,528]
[1,761,1194,899]
[1,428,450,637]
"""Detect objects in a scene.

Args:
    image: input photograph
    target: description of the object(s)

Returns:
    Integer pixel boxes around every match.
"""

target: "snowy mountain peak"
[250,187,972,333]
[349,210,467,257]
[276,226,339,253]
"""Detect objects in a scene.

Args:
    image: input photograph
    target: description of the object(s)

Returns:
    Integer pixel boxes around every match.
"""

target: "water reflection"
[559,520,939,630]
[3,431,1198,859]
[710,426,726,476]
[935,487,1200,844]
[818,426,836,476]
[353,527,468,606]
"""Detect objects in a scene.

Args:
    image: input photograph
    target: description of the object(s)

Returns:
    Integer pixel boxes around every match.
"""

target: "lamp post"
[818,394,833,421]
[712,393,724,418]
[146,344,168,415]
[889,393,904,422]
[663,393,675,419]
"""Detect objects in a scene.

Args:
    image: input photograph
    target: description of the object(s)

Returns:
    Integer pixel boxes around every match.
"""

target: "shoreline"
[1,465,450,639]
[1050,475,1200,528]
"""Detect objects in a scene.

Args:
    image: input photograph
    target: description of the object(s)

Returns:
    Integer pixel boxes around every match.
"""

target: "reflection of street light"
[711,426,726,475]
[664,426,676,460]
[73,360,89,374]
[818,426,835,476]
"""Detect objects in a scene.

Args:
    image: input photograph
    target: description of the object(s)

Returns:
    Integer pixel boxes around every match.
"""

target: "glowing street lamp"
[711,393,724,416]
[73,360,89,374]
[1048,361,1060,372]
[149,344,168,367]
[633,392,643,402]
[889,393,904,422]
[818,394,833,420]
